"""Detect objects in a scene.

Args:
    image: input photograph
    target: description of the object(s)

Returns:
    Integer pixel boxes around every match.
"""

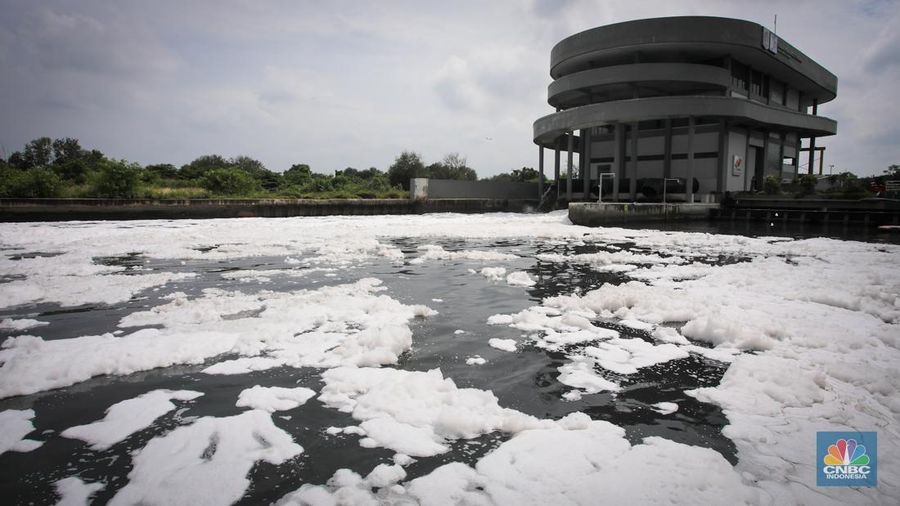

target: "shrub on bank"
[1,168,64,198]
[763,175,781,195]
[200,167,260,196]
[93,160,140,198]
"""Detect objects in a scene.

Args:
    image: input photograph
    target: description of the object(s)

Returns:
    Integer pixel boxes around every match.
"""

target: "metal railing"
[597,173,616,203]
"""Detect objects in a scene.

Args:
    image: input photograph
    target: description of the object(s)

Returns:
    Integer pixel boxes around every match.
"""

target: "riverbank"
[0,198,537,222]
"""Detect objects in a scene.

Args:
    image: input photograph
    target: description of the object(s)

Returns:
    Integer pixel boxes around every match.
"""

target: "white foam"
[55,477,105,506]
[284,417,761,505]
[110,410,302,505]
[0,409,43,455]
[61,390,203,450]
[412,244,518,264]
[466,356,486,365]
[479,266,507,281]
[317,367,560,457]
[0,318,49,331]
[651,402,678,415]
[506,271,536,287]
[406,423,761,505]
[583,338,689,375]
[557,358,620,394]
[235,385,316,413]
[0,279,435,398]
[488,338,517,352]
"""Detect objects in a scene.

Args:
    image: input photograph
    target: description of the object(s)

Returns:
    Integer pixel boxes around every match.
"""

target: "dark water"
[0,237,737,504]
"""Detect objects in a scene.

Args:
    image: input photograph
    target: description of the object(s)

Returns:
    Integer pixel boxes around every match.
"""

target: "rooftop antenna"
[774,14,777,35]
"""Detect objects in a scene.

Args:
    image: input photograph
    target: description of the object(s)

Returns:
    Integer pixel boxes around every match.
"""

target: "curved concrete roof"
[550,16,837,104]
[533,95,837,147]
[548,63,732,108]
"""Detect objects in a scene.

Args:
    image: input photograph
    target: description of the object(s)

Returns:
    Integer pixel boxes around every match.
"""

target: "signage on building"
[733,155,744,176]
[762,28,779,54]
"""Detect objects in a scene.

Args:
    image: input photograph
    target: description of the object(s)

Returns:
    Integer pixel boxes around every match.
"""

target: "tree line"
[0,138,539,199]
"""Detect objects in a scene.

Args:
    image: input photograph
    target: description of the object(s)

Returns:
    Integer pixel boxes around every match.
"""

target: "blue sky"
[1,0,898,177]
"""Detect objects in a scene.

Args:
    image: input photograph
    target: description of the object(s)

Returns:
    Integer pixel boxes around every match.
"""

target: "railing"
[597,173,616,203]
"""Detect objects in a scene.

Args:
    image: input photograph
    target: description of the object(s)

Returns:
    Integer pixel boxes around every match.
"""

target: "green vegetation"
[387,151,477,190]
[1,137,467,199]
[486,167,545,183]
[763,175,781,195]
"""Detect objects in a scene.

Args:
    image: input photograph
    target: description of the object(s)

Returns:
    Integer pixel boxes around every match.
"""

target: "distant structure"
[533,16,838,203]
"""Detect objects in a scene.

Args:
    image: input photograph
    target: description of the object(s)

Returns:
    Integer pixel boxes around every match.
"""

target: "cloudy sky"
[1,0,898,177]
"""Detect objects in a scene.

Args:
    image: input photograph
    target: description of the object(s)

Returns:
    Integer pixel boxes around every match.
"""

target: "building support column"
[613,123,623,202]
[808,99,818,175]
[716,119,728,195]
[687,116,695,204]
[663,119,672,179]
[581,128,591,200]
[554,146,561,199]
[629,122,638,201]
[777,133,785,180]
[537,145,544,202]
[744,127,751,191]
[566,132,574,202]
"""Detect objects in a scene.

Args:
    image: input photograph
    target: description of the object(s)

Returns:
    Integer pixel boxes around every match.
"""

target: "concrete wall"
[410,179,538,200]
[0,198,534,222]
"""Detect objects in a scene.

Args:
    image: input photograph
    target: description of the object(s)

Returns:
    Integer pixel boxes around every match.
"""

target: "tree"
[10,137,55,169]
[487,167,544,183]
[95,160,140,198]
[179,154,228,180]
[232,155,281,190]
[884,164,899,179]
[2,168,63,198]
[51,138,83,165]
[282,164,312,186]
[54,159,89,184]
[145,163,179,179]
[200,167,260,195]
[388,151,425,190]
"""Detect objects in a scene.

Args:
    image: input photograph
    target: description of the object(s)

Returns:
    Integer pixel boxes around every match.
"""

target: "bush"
[94,161,140,198]
[2,168,64,198]
[200,167,260,195]
[763,175,781,195]
[53,159,89,184]
[797,174,818,196]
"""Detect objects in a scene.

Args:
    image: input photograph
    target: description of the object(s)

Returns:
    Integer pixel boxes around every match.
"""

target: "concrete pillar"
[554,147,561,199]
[629,122,638,201]
[581,128,590,200]
[663,119,672,179]
[716,120,728,195]
[566,132,574,201]
[537,145,544,201]
[613,123,623,202]
[777,132,785,180]
[808,99,818,175]
[687,116,695,204]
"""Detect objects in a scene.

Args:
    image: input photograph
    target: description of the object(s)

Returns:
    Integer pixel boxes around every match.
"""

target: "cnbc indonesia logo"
[817,432,877,487]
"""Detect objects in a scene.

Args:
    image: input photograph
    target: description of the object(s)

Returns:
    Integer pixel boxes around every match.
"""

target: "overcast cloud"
[1,0,898,176]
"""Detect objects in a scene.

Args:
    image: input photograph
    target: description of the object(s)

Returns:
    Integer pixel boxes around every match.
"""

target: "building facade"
[533,16,838,202]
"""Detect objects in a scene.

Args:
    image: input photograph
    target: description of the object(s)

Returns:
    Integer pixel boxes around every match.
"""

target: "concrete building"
[533,16,838,203]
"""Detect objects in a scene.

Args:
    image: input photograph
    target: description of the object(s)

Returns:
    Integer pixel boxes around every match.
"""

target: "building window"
[731,61,748,91]
[750,70,763,96]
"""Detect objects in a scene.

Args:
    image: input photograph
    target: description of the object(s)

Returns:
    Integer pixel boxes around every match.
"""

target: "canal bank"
[0,198,537,222]
[568,202,717,226]
[569,197,900,229]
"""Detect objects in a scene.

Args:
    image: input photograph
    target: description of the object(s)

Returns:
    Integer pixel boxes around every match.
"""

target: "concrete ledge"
[569,202,717,226]
[0,198,537,222]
